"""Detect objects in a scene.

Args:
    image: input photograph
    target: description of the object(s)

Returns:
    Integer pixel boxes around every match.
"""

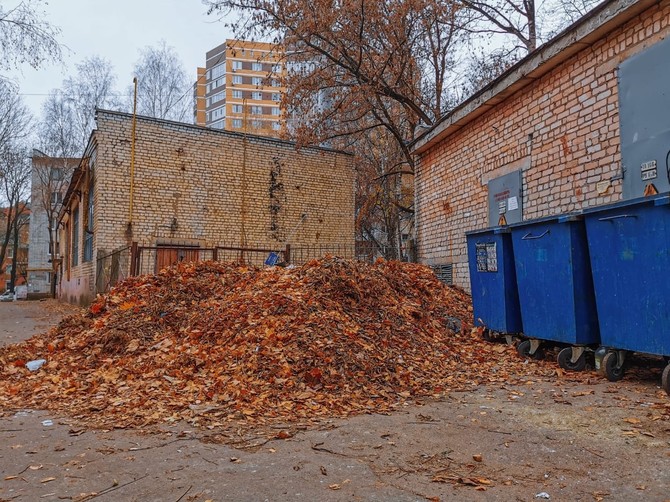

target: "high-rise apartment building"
[194,40,285,138]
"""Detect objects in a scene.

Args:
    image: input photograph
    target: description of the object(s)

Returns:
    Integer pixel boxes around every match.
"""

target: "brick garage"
[412,0,669,290]
[58,110,354,305]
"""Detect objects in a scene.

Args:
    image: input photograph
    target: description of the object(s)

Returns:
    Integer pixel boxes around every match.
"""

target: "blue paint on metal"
[584,193,670,356]
[509,214,600,345]
[466,227,523,334]
[264,252,280,266]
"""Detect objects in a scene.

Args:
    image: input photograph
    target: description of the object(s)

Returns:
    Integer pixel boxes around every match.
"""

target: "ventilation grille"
[432,264,453,285]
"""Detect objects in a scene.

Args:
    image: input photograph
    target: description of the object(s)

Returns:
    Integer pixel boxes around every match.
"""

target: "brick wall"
[415,1,670,290]
[59,111,354,305]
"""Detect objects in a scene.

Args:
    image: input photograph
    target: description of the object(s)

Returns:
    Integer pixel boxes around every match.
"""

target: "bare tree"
[37,89,78,157]
[63,56,122,151]
[30,150,78,295]
[132,40,191,122]
[0,0,62,76]
[205,0,465,258]
[0,147,30,284]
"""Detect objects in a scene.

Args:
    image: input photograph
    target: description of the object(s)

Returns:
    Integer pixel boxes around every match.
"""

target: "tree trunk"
[10,219,19,292]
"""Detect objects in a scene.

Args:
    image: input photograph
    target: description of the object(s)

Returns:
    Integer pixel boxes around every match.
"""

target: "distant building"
[1,206,30,292]
[27,151,79,298]
[194,39,285,138]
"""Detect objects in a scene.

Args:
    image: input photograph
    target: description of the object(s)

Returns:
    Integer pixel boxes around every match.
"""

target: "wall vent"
[432,264,453,285]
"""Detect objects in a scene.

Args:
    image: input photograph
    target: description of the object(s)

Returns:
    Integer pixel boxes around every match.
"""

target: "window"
[206,83,211,93]
[50,168,63,180]
[232,90,243,99]
[50,192,63,204]
[72,207,79,267]
[252,77,263,86]
[252,91,262,100]
[211,106,225,120]
[83,179,94,262]
[252,62,263,71]
[251,119,263,129]
[211,64,225,79]
[272,64,282,74]
[232,75,243,85]
[211,120,225,130]
[232,104,243,114]
[214,77,225,89]
[210,91,225,104]
[271,93,280,102]
[250,106,263,115]
[232,60,243,71]
[271,79,280,87]
[272,122,281,131]
[271,107,280,116]
[232,119,243,128]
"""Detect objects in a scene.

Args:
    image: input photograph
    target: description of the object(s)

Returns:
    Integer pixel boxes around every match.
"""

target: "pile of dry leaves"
[0,257,554,429]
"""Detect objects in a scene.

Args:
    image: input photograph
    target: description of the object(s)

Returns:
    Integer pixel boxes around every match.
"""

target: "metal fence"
[95,242,392,292]
[95,246,131,293]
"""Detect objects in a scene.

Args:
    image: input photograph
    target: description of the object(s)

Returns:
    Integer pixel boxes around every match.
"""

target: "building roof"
[96,109,353,157]
[411,0,659,155]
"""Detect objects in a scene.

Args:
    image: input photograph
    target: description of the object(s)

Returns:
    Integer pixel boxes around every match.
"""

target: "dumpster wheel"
[517,339,544,360]
[557,347,586,372]
[662,364,670,396]
[602,351,625,382]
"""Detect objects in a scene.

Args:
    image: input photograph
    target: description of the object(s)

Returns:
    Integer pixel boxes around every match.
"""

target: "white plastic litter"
[26,359,46,371]
[535,493,551,499]
[42,419,53,426]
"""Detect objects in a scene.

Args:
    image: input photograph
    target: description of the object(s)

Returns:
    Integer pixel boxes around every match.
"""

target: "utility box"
[488,170,523,226]
[618,36,670,199]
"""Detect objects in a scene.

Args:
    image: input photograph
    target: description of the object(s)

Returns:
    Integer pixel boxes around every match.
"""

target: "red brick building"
[412,0,669,289]
[1,206,30,292]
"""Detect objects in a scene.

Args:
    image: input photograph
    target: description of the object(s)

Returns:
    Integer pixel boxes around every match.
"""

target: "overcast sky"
[7,0,234,118]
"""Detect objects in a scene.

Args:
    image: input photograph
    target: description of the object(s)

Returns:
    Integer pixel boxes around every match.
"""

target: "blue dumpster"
[509,213,600,367]
[466,227,522,338]
[583,193,670,391]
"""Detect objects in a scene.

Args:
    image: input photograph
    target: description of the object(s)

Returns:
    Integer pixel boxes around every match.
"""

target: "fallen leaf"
[40,477,56,483]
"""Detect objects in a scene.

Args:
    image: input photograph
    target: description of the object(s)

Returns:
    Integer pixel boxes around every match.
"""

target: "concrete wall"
[414,0,670,289]
[59,111,355,305]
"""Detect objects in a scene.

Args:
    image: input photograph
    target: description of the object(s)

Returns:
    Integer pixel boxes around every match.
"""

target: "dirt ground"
[1,301,669,502]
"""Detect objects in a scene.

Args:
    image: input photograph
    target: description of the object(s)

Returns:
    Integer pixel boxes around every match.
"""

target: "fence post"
[284,244,291,265]
[212,247,218,262]
[130,241,138,276]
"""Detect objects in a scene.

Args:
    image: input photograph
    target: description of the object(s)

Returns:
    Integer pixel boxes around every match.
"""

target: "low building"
[412,0,669,289]
[58,109,355,305]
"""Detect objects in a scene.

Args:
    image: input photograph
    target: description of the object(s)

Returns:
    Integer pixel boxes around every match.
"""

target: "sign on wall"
[488,170,523,227]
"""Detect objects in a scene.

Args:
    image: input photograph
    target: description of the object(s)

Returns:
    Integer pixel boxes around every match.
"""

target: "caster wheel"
[557,347,586,372]
[602,351,624,382]
[662,364,670,396]
[482,329,493,342]
[517,339,544,360]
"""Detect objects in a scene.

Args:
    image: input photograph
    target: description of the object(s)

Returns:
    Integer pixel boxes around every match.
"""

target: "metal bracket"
[571,346,586,364]
[529,339,541,355]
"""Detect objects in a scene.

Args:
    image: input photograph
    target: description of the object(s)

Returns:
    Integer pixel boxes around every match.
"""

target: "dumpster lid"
[465,225,511,236]
[507,210,584,229]
[582,192,670,215]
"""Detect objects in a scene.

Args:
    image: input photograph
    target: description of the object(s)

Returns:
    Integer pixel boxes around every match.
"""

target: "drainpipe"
[127,77,138,237]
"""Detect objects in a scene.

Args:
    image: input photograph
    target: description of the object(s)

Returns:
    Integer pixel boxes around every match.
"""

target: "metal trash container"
[509,213,600,369]
[583,193,670,393]
[466,227,522,340]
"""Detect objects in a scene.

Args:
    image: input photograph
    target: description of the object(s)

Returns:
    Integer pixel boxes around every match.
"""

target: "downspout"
[127,77,138,237]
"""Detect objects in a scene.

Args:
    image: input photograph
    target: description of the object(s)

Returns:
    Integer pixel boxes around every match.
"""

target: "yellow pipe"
[129,77,138,232]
